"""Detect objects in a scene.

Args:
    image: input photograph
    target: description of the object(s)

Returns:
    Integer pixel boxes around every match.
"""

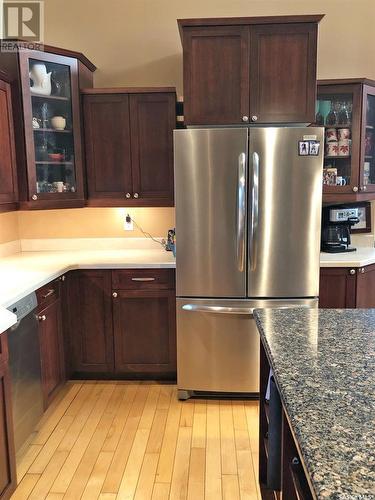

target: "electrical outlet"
[124,214,134,231]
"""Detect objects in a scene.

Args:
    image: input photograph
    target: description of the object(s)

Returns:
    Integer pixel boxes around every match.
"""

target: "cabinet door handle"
[32,194,38,200]
[42,289,55,299]
[251,115,258,122]
[38,315,47,322]
[242,115,249,122]
[133,193,139,199]
[131,277,156,282]
[125,192,131,199]
[352,186,358,192]
[112,292,118,298]
[349,269,356,275]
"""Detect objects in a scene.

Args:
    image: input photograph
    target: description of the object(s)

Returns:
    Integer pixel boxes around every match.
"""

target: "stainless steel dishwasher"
[7,292,44,454]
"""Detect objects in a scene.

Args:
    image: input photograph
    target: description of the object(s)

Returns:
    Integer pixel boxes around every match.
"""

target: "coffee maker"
[321,206,360,253]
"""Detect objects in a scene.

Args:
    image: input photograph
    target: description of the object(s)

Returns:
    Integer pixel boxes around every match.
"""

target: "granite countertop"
[254,308,375,500]
[320,247,375,267]
[0,248,175,333]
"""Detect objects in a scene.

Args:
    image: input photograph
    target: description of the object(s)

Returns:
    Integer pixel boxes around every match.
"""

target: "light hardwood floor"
[11,381,261,500]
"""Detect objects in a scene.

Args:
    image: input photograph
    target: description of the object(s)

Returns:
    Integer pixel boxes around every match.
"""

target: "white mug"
[336,176,347,186]
[338,128,350,141]
[326,141,339,156]
[51,116,66,130]
[53,181,64,193]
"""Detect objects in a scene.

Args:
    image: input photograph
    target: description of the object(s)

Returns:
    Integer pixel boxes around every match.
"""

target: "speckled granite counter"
[254,308,375,500]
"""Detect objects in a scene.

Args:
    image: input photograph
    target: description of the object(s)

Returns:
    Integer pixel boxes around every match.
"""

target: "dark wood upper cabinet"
[83,94,132,203]
[318,79,375,203]
[182,26,250,125]
[0,72,18,213]
[130,93,175,203]
[178,15,323,126]
[249,23,317,124]
[82,88,176,207]
[0,43,95,210]
[66,270,114,375]
[0,333,17,500]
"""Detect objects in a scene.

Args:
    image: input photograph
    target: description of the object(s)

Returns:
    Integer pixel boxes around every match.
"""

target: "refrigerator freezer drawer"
[176,297,317,395]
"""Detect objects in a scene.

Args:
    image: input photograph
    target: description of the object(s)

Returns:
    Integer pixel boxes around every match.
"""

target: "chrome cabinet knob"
[352,186,359,192]
[112,292,118,298]
[38,315,47,321]
[361,185,367,191]
[349,269,356,275]
[360,268,365,274]
[242,115,249,122]
[32,194,38,200]
[125,193,131,199]
[60,275,66,282]
[133,193,139,199]
[251,115,258,122]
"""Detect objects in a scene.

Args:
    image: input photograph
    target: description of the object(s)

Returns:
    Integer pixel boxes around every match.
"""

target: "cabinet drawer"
[36,279,60,309]
[112,269,175,290]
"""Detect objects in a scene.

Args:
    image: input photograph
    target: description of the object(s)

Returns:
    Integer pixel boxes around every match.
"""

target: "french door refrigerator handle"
[182,304,254,316]
[250,152,260,271]
[237,152,247,272]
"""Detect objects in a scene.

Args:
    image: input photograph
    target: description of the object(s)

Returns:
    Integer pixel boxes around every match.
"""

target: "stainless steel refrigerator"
[174,127,324,400]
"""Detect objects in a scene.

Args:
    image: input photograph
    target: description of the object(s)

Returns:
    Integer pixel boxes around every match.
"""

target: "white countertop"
[1,244,375,335]
[320,247,375,268]
[0,249,175,334]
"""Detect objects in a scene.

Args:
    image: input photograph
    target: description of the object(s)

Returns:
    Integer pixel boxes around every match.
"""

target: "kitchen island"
[254,308,375,500]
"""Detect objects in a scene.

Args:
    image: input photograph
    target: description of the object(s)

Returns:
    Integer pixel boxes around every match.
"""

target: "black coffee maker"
[321,206,360,253]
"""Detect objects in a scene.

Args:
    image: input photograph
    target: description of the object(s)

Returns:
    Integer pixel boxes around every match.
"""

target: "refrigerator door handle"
[250,152,260,271]
[237,153,247,272]
[182,304,254,316]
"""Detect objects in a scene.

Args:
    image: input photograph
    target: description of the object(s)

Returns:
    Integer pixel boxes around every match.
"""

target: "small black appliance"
[321,206,360,253]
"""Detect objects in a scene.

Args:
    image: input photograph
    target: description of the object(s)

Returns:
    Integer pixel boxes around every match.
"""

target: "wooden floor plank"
[101,384,150,493]
[155,394,182,484]
[205,401,222,500]
[134,452,159,500]
[191,400,207,449]
[187,447,205,500]
[151,482,170,500]
[220,401,238,475]
[101,383,138,453]
[222,474,240,500]
[80,451,113,500]
[169,426,192,500]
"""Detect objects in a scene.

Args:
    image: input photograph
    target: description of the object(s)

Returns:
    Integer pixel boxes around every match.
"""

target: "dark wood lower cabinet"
[259,341,312,500]
[38,297,65,408]
[113,289,176,377]
[65,268,177,379]
[319,265,375,308]
[66,270,114,375]
[0,334,17,500]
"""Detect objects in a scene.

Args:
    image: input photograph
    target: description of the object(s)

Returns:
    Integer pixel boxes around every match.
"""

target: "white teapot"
[29,63,52,96]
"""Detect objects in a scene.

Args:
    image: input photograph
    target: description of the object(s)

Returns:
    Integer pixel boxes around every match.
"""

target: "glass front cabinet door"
[19,51,85,208]
[317,79,375,202]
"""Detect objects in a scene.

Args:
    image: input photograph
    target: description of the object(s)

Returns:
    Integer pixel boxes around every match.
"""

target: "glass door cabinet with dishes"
[0,44,95,209]
[317,79,375,203]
